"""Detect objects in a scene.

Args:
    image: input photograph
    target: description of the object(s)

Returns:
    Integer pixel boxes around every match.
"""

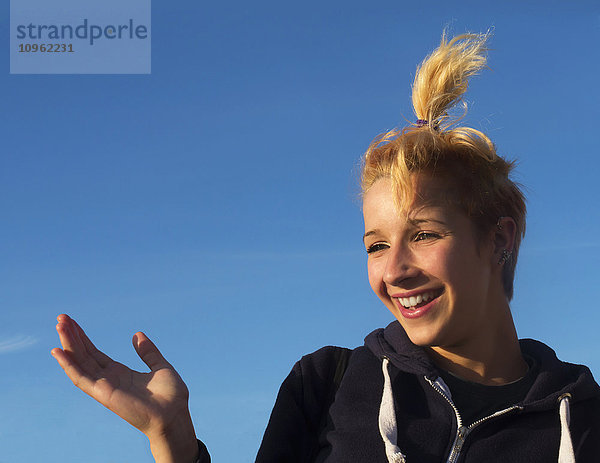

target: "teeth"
[397,291,437,308]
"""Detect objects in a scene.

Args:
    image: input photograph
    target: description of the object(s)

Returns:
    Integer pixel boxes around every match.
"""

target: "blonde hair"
[360,32,526,300]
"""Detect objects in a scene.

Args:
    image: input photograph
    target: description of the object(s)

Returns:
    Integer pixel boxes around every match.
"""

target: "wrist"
[148,411,199,463]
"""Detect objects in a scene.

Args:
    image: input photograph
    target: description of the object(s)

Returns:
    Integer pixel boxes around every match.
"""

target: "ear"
[492,217,516,266]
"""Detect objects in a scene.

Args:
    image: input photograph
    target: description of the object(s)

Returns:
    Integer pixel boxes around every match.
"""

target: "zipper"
[425,376,523,463]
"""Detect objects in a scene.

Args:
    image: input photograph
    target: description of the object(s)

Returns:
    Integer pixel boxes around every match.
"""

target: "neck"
[427,302,528,385]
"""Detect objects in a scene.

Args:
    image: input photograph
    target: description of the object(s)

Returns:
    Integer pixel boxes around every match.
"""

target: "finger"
[132,332,172,372]
[51,347,98,395]
[55,316,85,361]
[70,318,113,368]
[55,316,102,377]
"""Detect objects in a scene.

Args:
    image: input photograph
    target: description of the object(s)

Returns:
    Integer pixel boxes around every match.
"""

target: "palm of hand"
[94,361,188,434]
[52,315,189,438]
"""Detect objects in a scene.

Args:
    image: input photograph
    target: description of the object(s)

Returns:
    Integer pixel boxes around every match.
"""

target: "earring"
[498,249,512,266]
[496,217,506,230]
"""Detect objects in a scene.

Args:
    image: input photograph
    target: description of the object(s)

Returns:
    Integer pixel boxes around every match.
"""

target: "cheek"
[367,259,386,298]
[420,244,464,278]
[437,248,489,296]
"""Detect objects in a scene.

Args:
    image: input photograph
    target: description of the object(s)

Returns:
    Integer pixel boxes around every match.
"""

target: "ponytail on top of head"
[360,31,526,300]
[411,32,489,131]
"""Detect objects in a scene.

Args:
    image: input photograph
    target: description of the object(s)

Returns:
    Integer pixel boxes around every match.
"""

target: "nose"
[383,243,419,287]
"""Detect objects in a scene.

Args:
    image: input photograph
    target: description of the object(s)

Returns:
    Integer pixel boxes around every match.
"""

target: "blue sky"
[2,1,600,462]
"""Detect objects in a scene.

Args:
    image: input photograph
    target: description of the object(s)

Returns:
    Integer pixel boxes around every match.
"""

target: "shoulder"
[290,345,379,398]
[520,338,600,439]
[293,346,353,384]
[295,345,378,377]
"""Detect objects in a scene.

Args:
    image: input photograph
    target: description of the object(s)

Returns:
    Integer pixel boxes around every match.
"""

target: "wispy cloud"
[0,335,37,354]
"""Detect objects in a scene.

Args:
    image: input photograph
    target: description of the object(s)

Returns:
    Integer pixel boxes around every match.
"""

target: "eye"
[414,231,440,242]
[366,242,388,254]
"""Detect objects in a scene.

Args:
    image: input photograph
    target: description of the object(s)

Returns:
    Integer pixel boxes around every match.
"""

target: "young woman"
[52,33,600,463]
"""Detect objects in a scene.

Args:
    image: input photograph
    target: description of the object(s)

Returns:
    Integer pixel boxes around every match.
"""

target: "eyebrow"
[362,229,380,242]
[362,218,448,243]
[407,217,447,226]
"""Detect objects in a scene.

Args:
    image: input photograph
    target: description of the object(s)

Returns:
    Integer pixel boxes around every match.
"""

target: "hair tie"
[415,119,439,131]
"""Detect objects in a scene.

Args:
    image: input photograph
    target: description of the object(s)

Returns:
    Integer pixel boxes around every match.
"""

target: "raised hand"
[51,314,199,463]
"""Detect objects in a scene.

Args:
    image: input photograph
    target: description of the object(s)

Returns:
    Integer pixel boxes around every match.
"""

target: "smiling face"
[363,175,502,349]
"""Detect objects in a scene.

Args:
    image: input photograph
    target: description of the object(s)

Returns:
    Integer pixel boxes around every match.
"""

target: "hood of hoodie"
[365,321,600,411]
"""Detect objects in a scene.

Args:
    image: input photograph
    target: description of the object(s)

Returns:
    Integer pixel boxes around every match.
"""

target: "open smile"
[391,288,444,318]
[391,288,444,311]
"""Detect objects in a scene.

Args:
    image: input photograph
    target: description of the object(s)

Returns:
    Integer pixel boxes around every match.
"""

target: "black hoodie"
[198,321,600,462]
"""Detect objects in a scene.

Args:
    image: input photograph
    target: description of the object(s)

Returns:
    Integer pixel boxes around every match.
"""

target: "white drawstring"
[379,358,407,463]
[558,394,575,463]
[378,359,576,463]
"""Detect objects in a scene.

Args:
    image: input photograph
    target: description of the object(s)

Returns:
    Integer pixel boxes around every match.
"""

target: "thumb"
[132,332,172,372]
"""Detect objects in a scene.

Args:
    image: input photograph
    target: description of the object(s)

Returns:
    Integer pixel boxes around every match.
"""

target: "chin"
[405,331,439,347]
[397,319,443,348]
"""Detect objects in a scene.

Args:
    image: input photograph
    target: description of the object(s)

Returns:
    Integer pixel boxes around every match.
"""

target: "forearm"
[148,410,200,463]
